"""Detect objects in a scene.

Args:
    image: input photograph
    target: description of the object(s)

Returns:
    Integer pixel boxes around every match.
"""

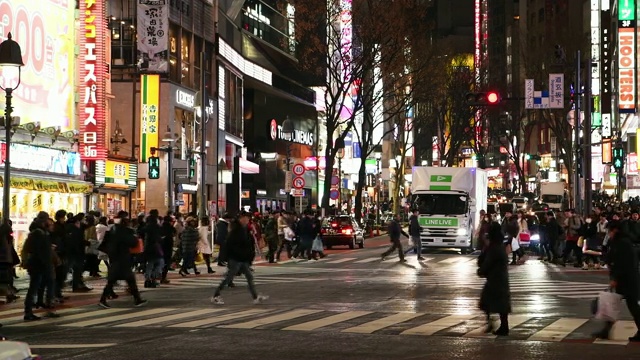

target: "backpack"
[97,227,115,254]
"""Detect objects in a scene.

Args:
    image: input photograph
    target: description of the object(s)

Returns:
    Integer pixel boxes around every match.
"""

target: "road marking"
[401,315,472,336]
[1,308,83,324]
[12,308,130,327]
[0,308,28,317]
[382,257,404,263]
[354,257,382,263]
[527,318,589,342]
[342,312,423,334]
[115,309,224,327]
[438,257,473,264]
[594,321,637,345]
[326,258,357,264]
[29,343,117,349]
[63,308,176,327]
[536,291,603,296]
[559,294,602,299]
[169,309,270,328]
[282,311,372,331]
[464,314,531,338]
[219,309,323,329]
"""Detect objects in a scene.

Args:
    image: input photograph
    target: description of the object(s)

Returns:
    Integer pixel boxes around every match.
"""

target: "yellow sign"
[106,160,130,180]
[34,180,63,192]
[140,74,160,162]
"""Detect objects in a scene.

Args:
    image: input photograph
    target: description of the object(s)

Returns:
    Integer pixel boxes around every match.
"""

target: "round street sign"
[329,189,339,200]
[292,163,305,176]
[331,176,340,186]
[292,176,305,189]
[270,119,277,140]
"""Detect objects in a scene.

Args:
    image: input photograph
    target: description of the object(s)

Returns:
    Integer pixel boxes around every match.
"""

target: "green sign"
[429,175,452,182]
[619,0,635,21]
[418,218,459,227]
[148,156,161,179]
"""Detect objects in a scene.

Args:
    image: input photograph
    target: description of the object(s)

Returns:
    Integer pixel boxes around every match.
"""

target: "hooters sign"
[79,0,107,160]
[618,0,636,113]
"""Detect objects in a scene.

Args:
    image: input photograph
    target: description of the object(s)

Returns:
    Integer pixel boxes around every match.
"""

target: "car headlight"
[530,234,540,241]
[457,228,468,236]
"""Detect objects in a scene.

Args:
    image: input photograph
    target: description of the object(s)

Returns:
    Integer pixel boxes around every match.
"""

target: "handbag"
[129,238,144,254]
[312,236,324,252]
[595,290,623,321]
[407,237,414,247]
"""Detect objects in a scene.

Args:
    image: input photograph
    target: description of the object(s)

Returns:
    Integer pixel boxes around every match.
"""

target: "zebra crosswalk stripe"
[342,312,423,334]
[219,309,323,329]
[527,318,589,342]
[353,257,381,264]
[594,321,638,346]
[326,258,357,264]
[282,311,372,331]
[169,309,270,328]
[116,309,223,327]
[464,314,531,338]
[63,308,176,327]
[12,308,130,327]
[401,315,472,336]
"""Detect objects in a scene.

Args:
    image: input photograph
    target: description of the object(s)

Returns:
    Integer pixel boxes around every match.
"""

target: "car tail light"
[331,222,338,228]
[321,229,326,234]
[341,227,353,235]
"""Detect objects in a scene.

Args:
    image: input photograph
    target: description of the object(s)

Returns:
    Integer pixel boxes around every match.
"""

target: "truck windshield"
[413,194,467,215]
[541,194,562,203]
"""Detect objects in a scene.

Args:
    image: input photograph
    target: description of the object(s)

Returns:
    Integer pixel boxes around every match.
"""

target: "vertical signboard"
[79,0,107,160]
[602,138,612,164]
[618,0,636,112]
[137,0,169,72]
[140,75,160,162]
[549,74,564,109]
[524,79,534,109]
[591,1,600,96]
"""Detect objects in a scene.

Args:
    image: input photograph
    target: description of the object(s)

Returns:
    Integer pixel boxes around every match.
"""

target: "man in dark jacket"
[65,215,90,292]
[381,214,409,262]
[23,212,59,321]
[544,211,562,263]
[143,210,164,288]
[215,213,231,266]
[99,211,147,309]
[292,211,317,260]
[593,221,640,341]
[51,209,68,300]
[264,213,279,263]
[212,212,268,305]
[408,209,425,260]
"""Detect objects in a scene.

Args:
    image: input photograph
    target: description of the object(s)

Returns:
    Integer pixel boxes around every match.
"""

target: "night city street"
[1,237,638,360]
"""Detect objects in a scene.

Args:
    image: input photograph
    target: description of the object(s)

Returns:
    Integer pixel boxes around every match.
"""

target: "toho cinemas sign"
[269,119,314,146]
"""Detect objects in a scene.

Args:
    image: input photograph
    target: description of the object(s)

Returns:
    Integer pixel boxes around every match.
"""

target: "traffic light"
[188,156,196,180]
[613,146,625,171]
[465,92,501,106]
[148,156,160,179]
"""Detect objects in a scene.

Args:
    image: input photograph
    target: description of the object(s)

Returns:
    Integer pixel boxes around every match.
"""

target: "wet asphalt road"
[3,236,640,360]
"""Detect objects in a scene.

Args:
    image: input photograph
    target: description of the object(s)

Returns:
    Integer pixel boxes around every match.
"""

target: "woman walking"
[478,222,512,336]
[198,217,215,274]
[84,216,100,277]
[179,217,200,276]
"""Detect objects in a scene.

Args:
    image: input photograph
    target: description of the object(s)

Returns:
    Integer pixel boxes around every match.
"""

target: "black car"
[320,216,365,249]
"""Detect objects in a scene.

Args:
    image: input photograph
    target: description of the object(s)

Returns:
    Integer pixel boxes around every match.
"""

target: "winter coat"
[607,232,640,299]
[226,221,255,263]
[409,215,421,237]
[65,223,88,261]
[161,222,176,261]
[51,221,67,258]
[297,217,316,242]
[478,243,512,314]
[180,226,199,256]
[197,225,212,255]
[215,220,229,245]
[264,218,278,242]
[105,224,138,279]
[545,218,562,244]
[23,222,53,273]
[143,219,164,259]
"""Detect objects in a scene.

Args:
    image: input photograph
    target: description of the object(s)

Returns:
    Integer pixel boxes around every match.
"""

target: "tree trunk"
[354,139,370,223]
[321,132,336,210]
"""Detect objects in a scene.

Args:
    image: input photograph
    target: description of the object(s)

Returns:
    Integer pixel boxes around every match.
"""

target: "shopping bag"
[195,252,204,264]
[129,238,144,254]
[407,237,414,247]
[595,290,623,321]
[511,238,520,252]
[312,237,324,252]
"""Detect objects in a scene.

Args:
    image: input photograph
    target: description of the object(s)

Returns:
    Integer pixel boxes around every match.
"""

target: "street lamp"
[0,33,24,223]
[375,152,381,232]
[281,116,294,210]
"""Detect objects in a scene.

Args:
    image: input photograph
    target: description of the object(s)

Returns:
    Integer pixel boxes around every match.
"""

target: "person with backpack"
[98,211,147,309]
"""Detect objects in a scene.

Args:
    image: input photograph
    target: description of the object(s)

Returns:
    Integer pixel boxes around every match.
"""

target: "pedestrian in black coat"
[593,221,640,341]
[478,222,511,336]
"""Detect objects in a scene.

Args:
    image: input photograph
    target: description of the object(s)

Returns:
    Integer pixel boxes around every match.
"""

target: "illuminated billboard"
[79,0,107,160]
[618,0,636,112]
[0,0,75,130]
[140,74,160,162]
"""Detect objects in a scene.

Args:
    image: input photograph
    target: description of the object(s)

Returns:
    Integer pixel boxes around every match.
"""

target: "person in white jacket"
[197,217,215,274]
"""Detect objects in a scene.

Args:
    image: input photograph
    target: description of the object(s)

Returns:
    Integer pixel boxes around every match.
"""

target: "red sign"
[292,176,305,189]
[79,0,106,160]
[304,156,326,170]
[269,119,277,140]
[499,146,508,154]
[292,164,305,176]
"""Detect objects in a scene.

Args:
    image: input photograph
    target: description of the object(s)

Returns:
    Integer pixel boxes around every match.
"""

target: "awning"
[0,171,92,194]
[239,158,260,174]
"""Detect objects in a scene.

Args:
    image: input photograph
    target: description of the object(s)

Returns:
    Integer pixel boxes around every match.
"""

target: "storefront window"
[181,31,192,88]
[225,68,244,138]
[169,24,180,83]
[174,108,196,159]
[135,179,146,214]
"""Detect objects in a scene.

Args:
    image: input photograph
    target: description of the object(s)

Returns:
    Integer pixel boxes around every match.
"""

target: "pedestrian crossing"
[283,256,471,266]
[5,305,637,345]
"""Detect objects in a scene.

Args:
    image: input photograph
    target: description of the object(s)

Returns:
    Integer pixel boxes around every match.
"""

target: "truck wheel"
[461,248,469,255]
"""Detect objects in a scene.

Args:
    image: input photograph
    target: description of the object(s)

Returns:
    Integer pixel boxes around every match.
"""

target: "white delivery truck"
[540,182,565,211]
[410,167,488,254]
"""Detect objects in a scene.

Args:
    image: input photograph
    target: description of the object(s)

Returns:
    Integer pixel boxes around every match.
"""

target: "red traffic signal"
[465,92,502,106]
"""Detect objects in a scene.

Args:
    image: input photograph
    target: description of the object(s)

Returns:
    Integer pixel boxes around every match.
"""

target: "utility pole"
[574,51,582,213]
[583,60,592,216]
[199,50,208,217]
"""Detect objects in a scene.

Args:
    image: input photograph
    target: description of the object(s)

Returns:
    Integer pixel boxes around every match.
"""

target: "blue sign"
[344,132,353,146]
[353,142,361,158]
[329,189,339,200]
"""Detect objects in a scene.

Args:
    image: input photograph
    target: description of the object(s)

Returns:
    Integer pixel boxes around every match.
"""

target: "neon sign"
[79,0,106,160]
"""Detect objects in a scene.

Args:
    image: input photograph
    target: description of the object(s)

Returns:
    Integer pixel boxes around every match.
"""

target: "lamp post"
[194,81,209,217]
[375,152,381,233]
[281,116,294,211]
[0,33,24,223]
[152,127,176,213]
